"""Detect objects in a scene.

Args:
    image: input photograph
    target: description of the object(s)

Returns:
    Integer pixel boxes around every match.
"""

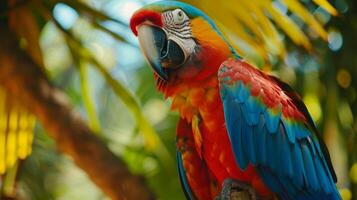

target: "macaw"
[130,1,341,199]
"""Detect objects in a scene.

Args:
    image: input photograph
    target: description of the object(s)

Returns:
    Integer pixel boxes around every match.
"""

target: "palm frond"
[313,0,337,16]
[0,87,36,175]
[182,0,336,66]
[55,0,127,26]
[78,59,102,133]
[0,1,40,177]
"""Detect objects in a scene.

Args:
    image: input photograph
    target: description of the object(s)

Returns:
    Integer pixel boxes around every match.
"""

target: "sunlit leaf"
[313,0,338,16]
[339,188,352,200]
[92,21,133,45]
[2,162,18,197]
[79,60,101,133]
[182,0,335,64]
[42,8,176,168]
[280,0,328,40]
[260,0,311,49]
[0,87,36,176]
[3,4,42,182]
[88,54,175,170]
[56,0,127,25]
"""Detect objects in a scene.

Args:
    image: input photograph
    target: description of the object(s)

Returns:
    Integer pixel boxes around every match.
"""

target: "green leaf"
[46,11,175,169]
[79,60,101,133]
[55,0,127,26]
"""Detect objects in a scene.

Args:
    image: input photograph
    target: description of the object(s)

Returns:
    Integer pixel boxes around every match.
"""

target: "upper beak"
[137,25,186,81]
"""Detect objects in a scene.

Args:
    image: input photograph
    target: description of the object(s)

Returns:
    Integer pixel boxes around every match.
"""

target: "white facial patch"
[162,9,196,59]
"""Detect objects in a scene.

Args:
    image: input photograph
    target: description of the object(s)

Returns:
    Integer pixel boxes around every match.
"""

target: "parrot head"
[130,1,238,92]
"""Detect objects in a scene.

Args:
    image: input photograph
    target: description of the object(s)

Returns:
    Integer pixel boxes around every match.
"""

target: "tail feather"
[258,167,341,200]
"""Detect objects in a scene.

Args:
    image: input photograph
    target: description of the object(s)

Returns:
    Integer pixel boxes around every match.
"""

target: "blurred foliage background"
[0,0,356,199]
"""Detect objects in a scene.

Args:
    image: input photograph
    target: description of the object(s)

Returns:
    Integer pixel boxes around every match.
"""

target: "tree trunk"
[0,23,154,200]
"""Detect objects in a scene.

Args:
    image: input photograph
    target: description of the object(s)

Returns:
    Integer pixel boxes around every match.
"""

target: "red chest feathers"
[173,76,272,199]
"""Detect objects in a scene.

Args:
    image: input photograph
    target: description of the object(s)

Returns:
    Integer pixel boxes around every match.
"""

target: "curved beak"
[137,25,186,81]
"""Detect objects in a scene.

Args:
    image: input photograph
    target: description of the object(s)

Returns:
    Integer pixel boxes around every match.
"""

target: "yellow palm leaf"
[241,0,286,56]
[259,0,312,49]
[195,0,270,61]
[221,23,269,62]
[0,89,6,174]
[221,1,264,41]
[0,2,40,177]
[0,87,35,175]
[181,0,336,65]
[313,0,338,16]
[281,0,328,40]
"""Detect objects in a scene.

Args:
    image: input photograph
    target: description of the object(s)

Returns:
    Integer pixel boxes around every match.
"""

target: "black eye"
[178,11,183,17]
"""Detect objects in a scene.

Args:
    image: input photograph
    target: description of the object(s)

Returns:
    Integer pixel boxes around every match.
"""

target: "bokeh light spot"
[303,94,322,122]
[273,0,288,14]
[336,0,349,13]
[351,163,357,183]
[314,7,331,25]
[328,30,343,51]
[53,3,79,29]
[143,99,169,125]
[107,0,142,23]
[143,157,158,174]
[339,188,352,200]
[337,69,351,88]
[338,102,354,129]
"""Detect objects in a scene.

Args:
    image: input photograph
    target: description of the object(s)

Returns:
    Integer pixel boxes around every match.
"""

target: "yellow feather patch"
[192,115,203,158]
[188,88,205,107]
[191,17,231,55]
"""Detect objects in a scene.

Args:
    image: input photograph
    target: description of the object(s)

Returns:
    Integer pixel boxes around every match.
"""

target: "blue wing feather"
[242,120,256,165]
[222,89,249,169]
[234,82,250,103]
[255,115,267,165]
[292,142,306,188]
[282,121,296,145]
[314,155,333,194]
[258,167,284,194]
[218,60,341,200]
[241,96,262,126]
[301,142,320,191]
[263,109,281,134]
[266,133,277,171]
[277,124,293,178]
[176,150,194,200]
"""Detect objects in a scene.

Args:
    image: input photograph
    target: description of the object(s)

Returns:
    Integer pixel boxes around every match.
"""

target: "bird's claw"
[215,178,257,200]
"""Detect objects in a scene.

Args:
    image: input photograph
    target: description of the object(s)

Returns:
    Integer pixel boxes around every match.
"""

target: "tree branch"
[0,23,154,200]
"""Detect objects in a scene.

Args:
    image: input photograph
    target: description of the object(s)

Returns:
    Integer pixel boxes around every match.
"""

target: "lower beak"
[137,25,185,81]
